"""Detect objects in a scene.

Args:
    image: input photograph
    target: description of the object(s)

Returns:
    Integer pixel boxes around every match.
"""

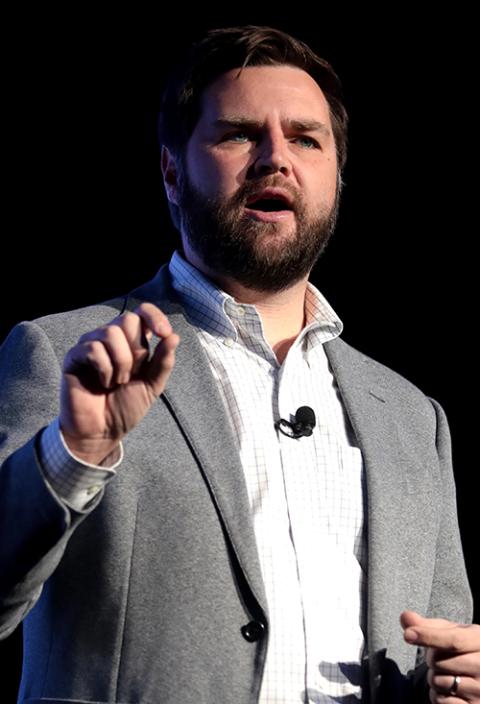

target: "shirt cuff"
[38,417,123,512]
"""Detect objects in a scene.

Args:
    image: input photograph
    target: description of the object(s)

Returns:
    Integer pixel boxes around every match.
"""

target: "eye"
[295,135,320,149]
[223,131,251,143]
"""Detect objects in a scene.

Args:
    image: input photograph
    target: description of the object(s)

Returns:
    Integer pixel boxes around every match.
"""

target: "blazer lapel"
[123,270,268,616]
[324,338,410,657]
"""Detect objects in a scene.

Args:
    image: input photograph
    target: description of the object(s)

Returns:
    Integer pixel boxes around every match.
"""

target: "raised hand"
[59,303,180,465]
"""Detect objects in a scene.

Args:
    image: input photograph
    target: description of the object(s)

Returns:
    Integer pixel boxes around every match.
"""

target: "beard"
[177,170,341,293]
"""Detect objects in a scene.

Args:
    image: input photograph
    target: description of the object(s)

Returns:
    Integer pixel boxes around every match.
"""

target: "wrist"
[61,432,121,467]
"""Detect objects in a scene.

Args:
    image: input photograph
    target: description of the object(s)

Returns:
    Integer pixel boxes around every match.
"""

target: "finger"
[144,332,180,396]
[405,623,480,653]
[64,340,116,390]
[120,304,175,378]
[132,302,173,340]
[106,311,154,376]
[77,326,135,386]
[427,648,480,676]
[428,695,461,704]
[97,303,172,352]
[428,671,480,700]
[401,611,455,630]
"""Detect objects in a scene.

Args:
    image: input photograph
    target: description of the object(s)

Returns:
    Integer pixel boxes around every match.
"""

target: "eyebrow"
[212,117,331,138]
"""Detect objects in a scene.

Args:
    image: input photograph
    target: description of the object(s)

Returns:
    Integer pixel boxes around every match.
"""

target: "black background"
[2,6,477,701]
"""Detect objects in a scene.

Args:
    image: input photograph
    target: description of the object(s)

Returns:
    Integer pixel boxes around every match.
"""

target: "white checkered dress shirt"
[40,251,367,703]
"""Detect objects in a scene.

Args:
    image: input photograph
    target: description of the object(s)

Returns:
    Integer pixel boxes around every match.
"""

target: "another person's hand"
[59,303,179,465]
[402,610,480,703]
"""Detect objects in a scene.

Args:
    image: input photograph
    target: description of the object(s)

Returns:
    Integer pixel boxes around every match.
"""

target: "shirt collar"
[168,250,343,346]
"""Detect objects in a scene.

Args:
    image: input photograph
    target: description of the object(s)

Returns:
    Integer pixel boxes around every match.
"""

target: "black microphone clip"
[275,406,316,439]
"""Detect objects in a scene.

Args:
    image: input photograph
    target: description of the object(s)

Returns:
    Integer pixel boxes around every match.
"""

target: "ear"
[161,145,181,205]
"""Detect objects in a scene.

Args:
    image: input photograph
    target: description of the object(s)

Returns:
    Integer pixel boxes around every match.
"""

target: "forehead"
[196,64,333,127]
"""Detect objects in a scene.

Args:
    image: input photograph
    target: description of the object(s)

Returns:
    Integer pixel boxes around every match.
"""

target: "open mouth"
[246,196,294,213]
[244,203,294,223]
[243,189,295,222]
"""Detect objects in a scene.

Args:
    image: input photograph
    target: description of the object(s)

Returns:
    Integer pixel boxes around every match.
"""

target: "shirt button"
[86,485,101,495]
[236,307,245,316]
[241,621,266,642]
[224,337,235,347]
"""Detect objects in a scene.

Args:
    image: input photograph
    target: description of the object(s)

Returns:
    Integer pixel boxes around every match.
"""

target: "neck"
[228,279,308,364]
[184,251,308,364]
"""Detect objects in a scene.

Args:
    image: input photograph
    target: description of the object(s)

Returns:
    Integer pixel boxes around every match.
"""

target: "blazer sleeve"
[405,397,474,704]
[0,321,103,640]
[426,396,473,624]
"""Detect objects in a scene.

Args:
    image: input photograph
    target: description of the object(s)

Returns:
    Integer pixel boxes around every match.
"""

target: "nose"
[253,131,292,177]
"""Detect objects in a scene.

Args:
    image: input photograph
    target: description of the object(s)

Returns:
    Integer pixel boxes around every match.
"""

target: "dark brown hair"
[159,25,348,227]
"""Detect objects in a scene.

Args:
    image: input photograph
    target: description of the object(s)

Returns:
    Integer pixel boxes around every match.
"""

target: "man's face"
[164,64,341,292]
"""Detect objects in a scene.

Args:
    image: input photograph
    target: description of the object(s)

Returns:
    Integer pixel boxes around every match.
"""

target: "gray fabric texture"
[0,265,473,704]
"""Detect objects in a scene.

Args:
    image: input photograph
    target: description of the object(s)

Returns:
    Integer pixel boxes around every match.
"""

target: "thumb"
[401,610,457,630]
[401,610,460,647]
[400,610,427,630]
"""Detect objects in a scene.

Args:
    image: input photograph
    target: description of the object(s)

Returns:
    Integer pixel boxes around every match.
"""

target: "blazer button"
[241,621,265,642]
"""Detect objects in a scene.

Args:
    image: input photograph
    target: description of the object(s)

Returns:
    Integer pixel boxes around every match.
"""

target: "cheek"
[305,170,338,211]
[193,156,246,199]
[185,154,211,187]
[187,142,250,197]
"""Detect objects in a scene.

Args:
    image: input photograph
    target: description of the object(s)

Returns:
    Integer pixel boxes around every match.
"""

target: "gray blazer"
[0,266,473,704]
